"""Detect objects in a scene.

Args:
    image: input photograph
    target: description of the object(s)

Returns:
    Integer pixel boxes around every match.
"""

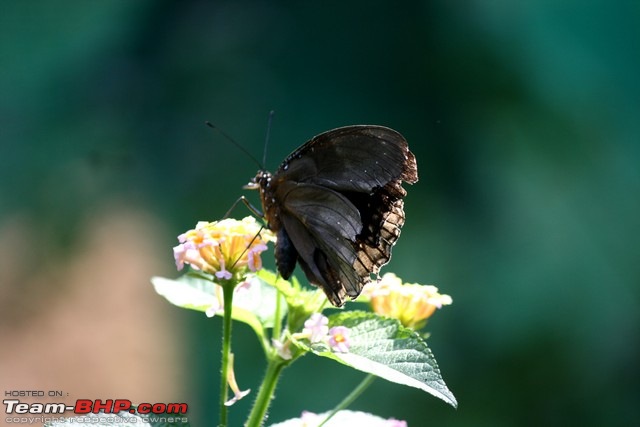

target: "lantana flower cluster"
[363,272,452,330]
[173,217,274,281]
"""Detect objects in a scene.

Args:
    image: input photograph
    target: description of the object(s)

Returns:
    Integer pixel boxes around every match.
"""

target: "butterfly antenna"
[228,225,265,270]
[205,121,262,169]
[262,110,275,169]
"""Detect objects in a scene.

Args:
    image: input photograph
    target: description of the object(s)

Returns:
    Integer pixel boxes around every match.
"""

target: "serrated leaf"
[313,311,457,407]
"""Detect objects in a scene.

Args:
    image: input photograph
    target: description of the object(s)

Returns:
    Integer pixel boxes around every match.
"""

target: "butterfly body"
[250,125,418,306]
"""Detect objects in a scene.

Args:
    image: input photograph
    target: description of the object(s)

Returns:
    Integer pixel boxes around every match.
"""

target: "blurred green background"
[1,1,639,426]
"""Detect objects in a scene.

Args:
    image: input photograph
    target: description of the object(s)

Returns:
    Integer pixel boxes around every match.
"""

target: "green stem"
[219,282,235,427]
[318,374,377,426]
[245,358,286,427]
[272,291,283,345]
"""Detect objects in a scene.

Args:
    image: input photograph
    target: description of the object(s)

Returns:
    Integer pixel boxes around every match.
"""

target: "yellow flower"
[173,217,274,281]
[363,273,452,330]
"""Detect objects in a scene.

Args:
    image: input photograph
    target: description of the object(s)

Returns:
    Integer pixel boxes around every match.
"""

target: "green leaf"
[151,274,286,343]
[314,311,457,407]
[151,274,218,312]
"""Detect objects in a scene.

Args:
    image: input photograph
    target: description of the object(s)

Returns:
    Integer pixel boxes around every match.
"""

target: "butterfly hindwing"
[275,182,365,304]
[280,212,359,306]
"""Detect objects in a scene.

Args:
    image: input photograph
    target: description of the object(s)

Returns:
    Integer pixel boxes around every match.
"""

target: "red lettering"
[166,403,188,414]
[74,399,93,414]
[113,399,131,413]
[92,399,113,413]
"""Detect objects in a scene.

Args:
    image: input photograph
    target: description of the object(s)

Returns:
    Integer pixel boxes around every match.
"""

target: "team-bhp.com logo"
[4,398,188,424]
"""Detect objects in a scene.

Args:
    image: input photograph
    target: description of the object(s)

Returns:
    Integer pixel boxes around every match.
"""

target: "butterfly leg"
[223,196,264,220]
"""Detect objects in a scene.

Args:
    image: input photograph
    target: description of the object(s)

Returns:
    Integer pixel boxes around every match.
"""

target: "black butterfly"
[247,125,418,307]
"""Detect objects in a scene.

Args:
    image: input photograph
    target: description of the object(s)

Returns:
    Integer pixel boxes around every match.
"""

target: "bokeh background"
[1,1,639,426]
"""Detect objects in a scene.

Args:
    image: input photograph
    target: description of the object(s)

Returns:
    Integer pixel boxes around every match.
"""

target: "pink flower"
[328,326,351,353]
[302,313,329,343]
[292,314,352,354]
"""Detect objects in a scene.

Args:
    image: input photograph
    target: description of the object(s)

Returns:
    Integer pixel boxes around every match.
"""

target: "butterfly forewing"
[276,126,416,193]
[255,125,418,306]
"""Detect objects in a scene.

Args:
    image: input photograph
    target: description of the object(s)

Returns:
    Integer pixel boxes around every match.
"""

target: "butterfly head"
[244,170,277,228]
[243,170,272,191]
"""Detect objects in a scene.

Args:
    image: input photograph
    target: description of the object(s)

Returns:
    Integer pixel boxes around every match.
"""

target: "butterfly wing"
[260,125,418,306]
[275,181,364,305]
[276,125,417,194]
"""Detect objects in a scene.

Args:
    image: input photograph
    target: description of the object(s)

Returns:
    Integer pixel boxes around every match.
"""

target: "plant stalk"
[245,358,286,427]
[318,374,377,426]
[219,282,236,426]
